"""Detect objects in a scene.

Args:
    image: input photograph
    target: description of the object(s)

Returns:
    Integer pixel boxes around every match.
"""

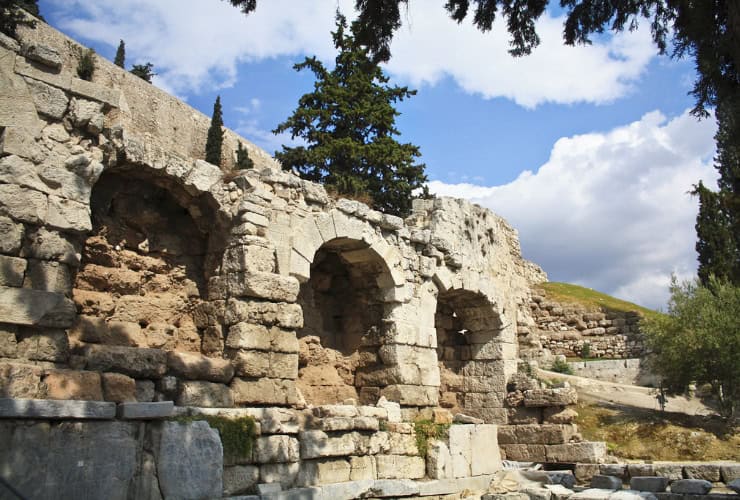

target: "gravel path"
[536,368,716,416]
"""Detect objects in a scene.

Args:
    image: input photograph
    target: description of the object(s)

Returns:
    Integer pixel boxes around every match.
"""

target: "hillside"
[535,282,662,320]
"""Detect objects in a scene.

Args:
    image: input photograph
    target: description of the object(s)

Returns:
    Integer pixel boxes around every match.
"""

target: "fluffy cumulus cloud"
[429,110,718,310]
[45,0,655,106]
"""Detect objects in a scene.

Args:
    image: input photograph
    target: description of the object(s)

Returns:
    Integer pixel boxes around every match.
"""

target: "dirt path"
[536,368,716,416]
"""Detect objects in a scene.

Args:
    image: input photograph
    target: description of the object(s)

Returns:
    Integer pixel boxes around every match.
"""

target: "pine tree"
[205,95,224,167]
[693,181,735,286]
[273,13,427,217]
[235,142,254,170]
[114,39,125,68]
[130,62,155,83]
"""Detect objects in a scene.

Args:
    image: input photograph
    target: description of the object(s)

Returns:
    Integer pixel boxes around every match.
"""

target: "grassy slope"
[535,282,662,320]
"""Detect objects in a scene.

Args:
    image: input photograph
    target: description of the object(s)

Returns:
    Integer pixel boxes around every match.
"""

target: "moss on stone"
[176,414,257,462]
[414,419,450,458]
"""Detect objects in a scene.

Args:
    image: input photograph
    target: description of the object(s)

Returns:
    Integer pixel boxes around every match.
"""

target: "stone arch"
[288,209,405,289]
[434,278,511,423]
[295,235,399,406]
[71,162,227,357]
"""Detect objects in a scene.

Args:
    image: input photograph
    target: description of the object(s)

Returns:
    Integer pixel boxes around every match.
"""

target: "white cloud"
[46,1,656,106]
[429,110,717,310]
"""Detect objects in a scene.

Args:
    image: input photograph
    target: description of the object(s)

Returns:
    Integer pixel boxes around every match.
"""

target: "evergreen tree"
[130,62,155,83]
[76,48,95,81]
[1,0,40,37]
[114,39,125,68]
[205,95,224,167]
[693,181,735,286]
[273,13,427,217]
[235,142,254,170]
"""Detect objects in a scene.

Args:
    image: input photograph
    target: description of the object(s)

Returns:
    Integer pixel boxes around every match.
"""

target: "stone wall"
[519,290,647,361]
[566,358,659,386]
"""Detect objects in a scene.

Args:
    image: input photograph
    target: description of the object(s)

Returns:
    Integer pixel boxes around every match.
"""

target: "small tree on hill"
[205,95,224,166]
[130,62,155,83]
[273,13,427,216]
[114,39,125,68]
[235,142,254,170]
[76,48,95,81]
[642,276,740,418]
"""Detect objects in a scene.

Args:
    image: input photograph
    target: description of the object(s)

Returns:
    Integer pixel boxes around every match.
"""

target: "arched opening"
[71,169,219,353]
[296,237,393,405]
[435,289,504,419]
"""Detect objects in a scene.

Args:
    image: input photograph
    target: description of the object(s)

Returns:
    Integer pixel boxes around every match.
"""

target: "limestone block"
[427,439,453,479]
[14,55,72,90]
[377,396,401,422]
[23,226,81,267]
[523,387,578,407]
[728,479,740,494]
[231,377,300,406]
[24,77,68,119]
[167,351,234,383]
[23,43,62,69]
[0,362,43,398]
[567,489,615,500]
[653,464,682,481]
[600,464,628,479]
[380,384,438,406]
[224,465,260,496]
[156,421,223,499]
[254,435,300,464]
[546,442,607,463]
[0,154,49,194]
[84,345,167,379]
[0,183,47,224]
[47,195,91,233]
[0,215,23,254]
[227,322,272,350]
[43,369,103,400]
[544,407,578,424]
[499,444,547,462]
[574,464,601,484]
[225,298,303,329]
[226,271,300,302]
[375,455,425,479]
[388,431,418,455]
[68,97,105,133]
[0,327,17,358]
[470,341,517,361]
[297,458,351,486]
[118,401,173,420]
[449,424,472,478]
[290,216,324,263]
[16,328,68,361]
[670,479,711,495]
[260,462,299,489]
[682,464,721,482]
[312,404,359,418]
[629,477,668,493]
[222,243,276,274]
[319,417,354,432]
[231,349,270,377]
[464,391,504,410]
[350,455,377,481]
[628,464,654,477]
[471,424,502,476]
[300,430,356,459]
[101,372,137,403]
[721,464,740,482]
[352,416,379,431]
[0,255,26,286]
[70,77,120,107]
[591,475,623,490]
[23,259,71,293]
[0,398,116,419]
[177,380,234,408]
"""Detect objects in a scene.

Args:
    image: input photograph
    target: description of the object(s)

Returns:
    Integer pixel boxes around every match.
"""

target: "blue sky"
[37,0,719,309]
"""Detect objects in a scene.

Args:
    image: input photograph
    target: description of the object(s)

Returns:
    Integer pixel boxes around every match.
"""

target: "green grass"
[535,282,662,320]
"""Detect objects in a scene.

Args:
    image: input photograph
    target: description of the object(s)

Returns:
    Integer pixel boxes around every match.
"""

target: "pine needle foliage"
[76,48,95,81]
[114,39,125,67]
[235,142,254,170]
[273,12,427,217]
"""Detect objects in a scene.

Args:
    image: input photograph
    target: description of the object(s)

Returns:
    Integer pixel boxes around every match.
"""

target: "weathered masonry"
[0,18,605,499]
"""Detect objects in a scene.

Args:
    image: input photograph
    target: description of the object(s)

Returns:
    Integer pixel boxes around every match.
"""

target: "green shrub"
[76,48,95,81]
[176,415,257,462]
[580,342,591,359]
[414,419,450,458]
[550,358,573,375]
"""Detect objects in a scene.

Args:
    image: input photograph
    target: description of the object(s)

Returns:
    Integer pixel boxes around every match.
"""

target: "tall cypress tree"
[114,39,125,68]
[693,181,735,286]
[273,13,426,216]
[205,95,224,167]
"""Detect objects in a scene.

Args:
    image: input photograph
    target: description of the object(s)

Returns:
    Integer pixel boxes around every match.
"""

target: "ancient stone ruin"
[0,17,737,500]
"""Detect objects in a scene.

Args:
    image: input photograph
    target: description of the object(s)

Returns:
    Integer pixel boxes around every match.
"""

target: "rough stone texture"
[156,421,223,499]
[254,435,300,463]
[260,462,300,489]
[118,401,174,420]
[0,362,43,398]
[375,455,425,479]
[592,475,623,490]
[630,477,669,493]
[84,345,167,379]
[670,479,712,494]
[101,372,137,402]
[167,350,235,383]
[43,369,103,400]
[177,380,234,407]
[728,479,740,494]
[682,464,721,482]
[721,464,740,482]
[224,465,260,496]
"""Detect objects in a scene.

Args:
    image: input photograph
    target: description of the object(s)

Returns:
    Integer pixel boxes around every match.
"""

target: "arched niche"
[71,167,224,354]
[435,288,506,420]
[296,237,396,405]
